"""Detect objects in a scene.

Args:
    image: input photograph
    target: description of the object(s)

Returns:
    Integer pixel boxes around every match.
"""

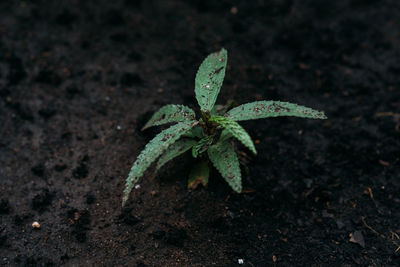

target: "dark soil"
[1,0,400,266]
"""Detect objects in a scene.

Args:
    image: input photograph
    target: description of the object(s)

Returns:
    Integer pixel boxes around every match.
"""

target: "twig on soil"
[375,112,400,118]
[364,187,383,215]
[361,216,400,252]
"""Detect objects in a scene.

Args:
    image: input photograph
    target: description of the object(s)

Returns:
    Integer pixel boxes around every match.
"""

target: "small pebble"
[231,6,238,14]
[134,184,141,189]
[238,259,244,264]
[32,221,40,229]
[116,125,121,130]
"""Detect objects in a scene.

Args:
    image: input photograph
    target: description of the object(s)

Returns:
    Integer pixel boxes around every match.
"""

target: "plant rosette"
[122,48,327,206]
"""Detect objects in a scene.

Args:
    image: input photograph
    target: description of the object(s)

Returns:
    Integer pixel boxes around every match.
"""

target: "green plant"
[122,48,327,206]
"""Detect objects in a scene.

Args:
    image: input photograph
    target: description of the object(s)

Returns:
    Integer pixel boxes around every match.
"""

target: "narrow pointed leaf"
[142,104,196,130]
[156,139,197,170]
[195,48,228,112]
[225,101,327,121]
[211,104,224,116]
[208,141,242,193]
[183,126,204,139]
[123,121,198,206]
[219,129,233,142]
[192,135,213,158]
[211,100,236,116]
[209,116,257,154]
[188,161,209,190]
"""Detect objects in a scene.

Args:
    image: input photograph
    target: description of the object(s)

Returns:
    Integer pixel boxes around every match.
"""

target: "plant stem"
[201,110,215,136]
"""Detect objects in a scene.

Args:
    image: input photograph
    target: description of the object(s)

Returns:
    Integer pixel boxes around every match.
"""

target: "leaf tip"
[235,184,242,193]
[121,195,128,207]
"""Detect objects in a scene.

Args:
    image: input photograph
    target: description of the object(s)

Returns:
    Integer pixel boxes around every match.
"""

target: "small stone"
[32,221,40,229]
[134,184,141,189]
[238,259,244,264]
[349,230,365,248]
[336,220,345,229]
[230,6,238,15]
[272,255,277,262]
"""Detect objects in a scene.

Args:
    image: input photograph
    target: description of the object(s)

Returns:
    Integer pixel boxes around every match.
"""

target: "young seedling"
[122,48,327,206]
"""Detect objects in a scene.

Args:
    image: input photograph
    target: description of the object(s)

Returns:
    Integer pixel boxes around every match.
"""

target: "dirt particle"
[31,164,45,177]
[119,207,141,226]
[214,66,224,75]
[0,199,11,214]
[110,32,128,43]
[55,9,77,27]
[128,50,143,62]
[32,189,54,212]
[0,235,7,247]
[103,9,125,26]
[6,55,26,86]
[13,213,32,226]
[54,163,67,172]
[152,227,165,239]
[120,73,143,87]
[85,194,96,205]
[6,102,34,121]
[35,70,62,86]
[349,230,365,248]
[230,6,238,14]
[67,209,91,243]
[73,162,88,179]
[65,85,81,99]
[38,108,56,119]
[165,228,187,247]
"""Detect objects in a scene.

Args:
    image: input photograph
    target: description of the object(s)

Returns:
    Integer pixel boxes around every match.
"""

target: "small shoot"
[122,48,327,206]
[188,161,210,190]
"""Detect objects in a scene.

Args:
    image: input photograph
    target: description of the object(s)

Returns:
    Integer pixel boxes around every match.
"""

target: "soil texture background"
[1,0,400,266]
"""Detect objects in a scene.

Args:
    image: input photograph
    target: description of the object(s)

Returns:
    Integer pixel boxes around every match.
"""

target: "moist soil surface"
[1,0,400,266]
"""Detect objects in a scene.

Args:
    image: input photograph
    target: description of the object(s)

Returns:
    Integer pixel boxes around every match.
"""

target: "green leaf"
[192,135,213,158]
[225,101,327,121]
[195,48,228,112]
[156,138,197,170]
[183,126,204,139]
[211,101,236,116]
[142,104,196,130]
[208,141,242,193]
[188,161,209,190]
[209,116,257,155]
[219,129,233,142]
[210,104,226,116]
[123,121,198,206]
